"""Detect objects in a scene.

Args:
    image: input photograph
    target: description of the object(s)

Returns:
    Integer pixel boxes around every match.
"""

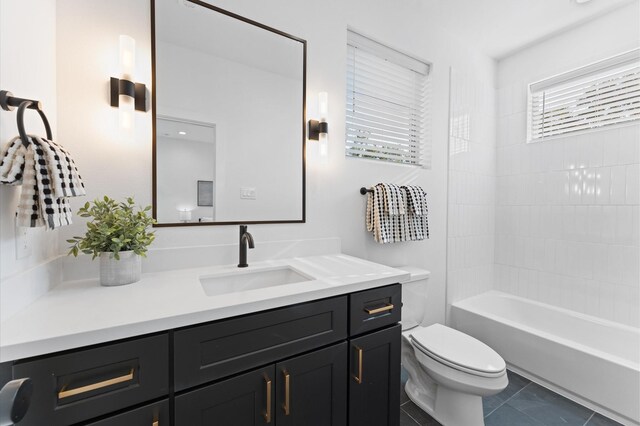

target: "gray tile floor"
[400,368,623,426]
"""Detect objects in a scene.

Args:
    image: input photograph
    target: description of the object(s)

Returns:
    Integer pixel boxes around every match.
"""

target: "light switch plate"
[240,187,257,200]
[15,219,32,259]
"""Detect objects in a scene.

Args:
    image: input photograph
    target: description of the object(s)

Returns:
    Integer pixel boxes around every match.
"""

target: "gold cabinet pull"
[282,369,290,416]
[353,346,363,384]
[152,421,159,426]
[58,368,135,399]
[364,303,394,315]
[263,374,272,423]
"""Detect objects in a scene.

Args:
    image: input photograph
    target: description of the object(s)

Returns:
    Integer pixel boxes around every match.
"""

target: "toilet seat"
[408,324,506,378]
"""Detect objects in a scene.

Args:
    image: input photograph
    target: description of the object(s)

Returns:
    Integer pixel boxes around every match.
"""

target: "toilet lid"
[410,324,506,376]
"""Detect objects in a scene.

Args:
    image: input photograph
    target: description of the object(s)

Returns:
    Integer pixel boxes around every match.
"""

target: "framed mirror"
[151,0,306,226]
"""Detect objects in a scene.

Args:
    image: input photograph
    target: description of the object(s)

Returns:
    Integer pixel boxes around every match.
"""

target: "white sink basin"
[199,266,313,296]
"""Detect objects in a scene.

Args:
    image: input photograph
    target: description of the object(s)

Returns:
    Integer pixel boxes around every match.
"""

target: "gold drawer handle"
[282,369,290,416]
[353,346,363,384]
[152,421,159,426]
[364,303,394,315]
[58,368,135,399]
[263,374,272,423]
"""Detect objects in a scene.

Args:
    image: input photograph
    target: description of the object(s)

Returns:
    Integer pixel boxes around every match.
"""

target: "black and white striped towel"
[0,135,85,229]
[365,183,429,244]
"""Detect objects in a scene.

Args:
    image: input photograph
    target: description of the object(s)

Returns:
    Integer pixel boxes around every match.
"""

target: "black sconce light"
[308,92,329,157]
[110,36,146,142]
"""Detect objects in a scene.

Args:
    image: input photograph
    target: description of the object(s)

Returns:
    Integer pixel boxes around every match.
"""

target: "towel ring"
[16,100,52,148]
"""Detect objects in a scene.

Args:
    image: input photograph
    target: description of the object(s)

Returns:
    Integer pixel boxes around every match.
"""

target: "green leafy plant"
[67,196,156,260]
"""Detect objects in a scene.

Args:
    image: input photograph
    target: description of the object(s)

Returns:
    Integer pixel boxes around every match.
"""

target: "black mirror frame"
[150,0,307,227]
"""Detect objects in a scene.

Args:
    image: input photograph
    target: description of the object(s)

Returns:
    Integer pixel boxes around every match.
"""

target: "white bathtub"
[451,291,640,426]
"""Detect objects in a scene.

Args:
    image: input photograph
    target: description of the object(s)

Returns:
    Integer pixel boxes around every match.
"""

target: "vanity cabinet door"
[275,342,347,426]
[85,399,169,426]
[349,325,401,426]
[174,365,275,426]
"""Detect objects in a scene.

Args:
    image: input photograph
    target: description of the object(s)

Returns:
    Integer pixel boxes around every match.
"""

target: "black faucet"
[238,225,255,268]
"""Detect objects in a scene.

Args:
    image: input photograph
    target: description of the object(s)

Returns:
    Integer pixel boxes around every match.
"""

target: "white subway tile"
[595,167,611,205]
[563,137,579,170]
[626,164,639,205]
[584,279,600,317]
[542,239,557,273]
[587,206,603,243]
[587,134,604,168]
[616,206,634,246]
[550,140,565,171]
[602,129,620,166]
[591,243,609,282]
[607,245,624,285]
[601,206,617,244]
[619,245,639,287]
[574,206,589,242]
[569,169,583,204]
[633,206,639,247]
[514,237,527,268]
[618,125,640,166]
[610,165,627,205]
[555,240,569,276]
[598,281,616,322]
[562,206,576,240]
[581,169,596,205]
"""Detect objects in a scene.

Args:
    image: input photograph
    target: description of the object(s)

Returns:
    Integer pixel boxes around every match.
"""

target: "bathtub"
[451,291,640,426]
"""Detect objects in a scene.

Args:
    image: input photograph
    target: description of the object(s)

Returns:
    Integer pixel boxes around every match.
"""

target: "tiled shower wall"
[495,92,640,327]
[447,69,497,307]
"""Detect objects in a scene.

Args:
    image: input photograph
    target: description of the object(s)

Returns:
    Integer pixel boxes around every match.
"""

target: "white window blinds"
[528,49,640,141]
[346,30,431,167]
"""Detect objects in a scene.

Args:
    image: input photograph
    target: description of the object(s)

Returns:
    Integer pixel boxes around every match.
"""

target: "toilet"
[398,267,508,426]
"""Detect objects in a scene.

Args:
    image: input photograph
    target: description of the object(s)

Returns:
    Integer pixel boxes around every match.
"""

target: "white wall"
[0,0,61,320]
[447,69,497,310]
[495,3,640,327]
[0,0,497,325]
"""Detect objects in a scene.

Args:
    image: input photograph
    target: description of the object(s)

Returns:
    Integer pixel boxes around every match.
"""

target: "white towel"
[0,135,85,229]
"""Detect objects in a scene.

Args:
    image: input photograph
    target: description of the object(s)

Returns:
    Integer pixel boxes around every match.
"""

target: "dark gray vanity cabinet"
[2,284,401,425]
[348,325,401,426]
[175,343,347,426]
[9,334,169,426]
[348,284,402,426]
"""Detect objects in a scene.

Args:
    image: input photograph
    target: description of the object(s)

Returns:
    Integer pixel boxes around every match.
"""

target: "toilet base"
[405,378,485,426]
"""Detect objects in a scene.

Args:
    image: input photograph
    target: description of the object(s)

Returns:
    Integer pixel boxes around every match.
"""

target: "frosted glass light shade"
[119,35,135,80]
[318,92,328,121]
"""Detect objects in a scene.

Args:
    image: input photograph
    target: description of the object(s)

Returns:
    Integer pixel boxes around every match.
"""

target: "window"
[528,49,640,142]
[346,30,431,167]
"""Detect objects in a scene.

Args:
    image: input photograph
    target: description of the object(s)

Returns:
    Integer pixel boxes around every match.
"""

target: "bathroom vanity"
[0,255,407,425]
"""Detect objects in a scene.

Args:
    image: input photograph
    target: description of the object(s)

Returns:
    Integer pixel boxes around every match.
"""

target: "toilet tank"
[395,266,431,331]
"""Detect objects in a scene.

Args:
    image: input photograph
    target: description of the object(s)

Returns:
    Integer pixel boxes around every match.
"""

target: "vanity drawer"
[12,334,169,426]
[349,284,401,336]
[86,399,169,426]
[174,296,348,390]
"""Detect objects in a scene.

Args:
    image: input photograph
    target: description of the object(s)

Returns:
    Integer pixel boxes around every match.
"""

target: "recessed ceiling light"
[574,0,593,4]
[178,131,187,135]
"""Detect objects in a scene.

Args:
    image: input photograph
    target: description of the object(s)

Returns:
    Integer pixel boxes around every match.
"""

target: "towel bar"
[360,187,373,195]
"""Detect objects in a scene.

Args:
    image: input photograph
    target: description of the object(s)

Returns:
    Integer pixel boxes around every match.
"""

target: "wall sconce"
[178,208,193,222]
[110,35,147,141]
[308,92,329,157]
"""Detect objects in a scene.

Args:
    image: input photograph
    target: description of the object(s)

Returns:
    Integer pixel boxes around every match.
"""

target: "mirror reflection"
[153,0,306,225]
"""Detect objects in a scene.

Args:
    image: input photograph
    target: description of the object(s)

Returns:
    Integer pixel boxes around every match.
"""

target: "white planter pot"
[99,251,141,286]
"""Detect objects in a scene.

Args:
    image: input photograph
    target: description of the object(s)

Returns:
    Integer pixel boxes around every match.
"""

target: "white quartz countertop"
[0,254,410,362]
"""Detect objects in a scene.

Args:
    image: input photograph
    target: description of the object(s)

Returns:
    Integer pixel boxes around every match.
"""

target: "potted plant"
[68,196,156,286]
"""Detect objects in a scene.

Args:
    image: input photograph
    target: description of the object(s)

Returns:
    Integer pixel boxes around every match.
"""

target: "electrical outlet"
[15,220,32,259]
[240,187,257,200]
